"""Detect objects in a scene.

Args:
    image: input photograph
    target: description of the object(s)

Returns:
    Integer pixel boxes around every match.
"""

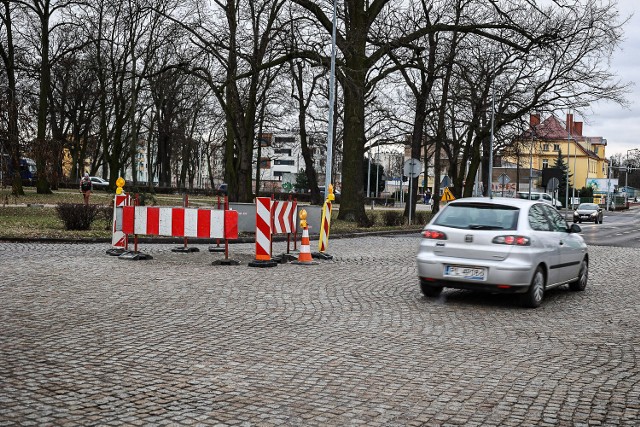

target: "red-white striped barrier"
[254,197,272,261]
[272,200,297,234]
[119,206,238,240]
[111,193,131,249]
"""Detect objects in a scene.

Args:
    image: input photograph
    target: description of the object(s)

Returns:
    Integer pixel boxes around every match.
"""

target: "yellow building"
[510,114,609,190]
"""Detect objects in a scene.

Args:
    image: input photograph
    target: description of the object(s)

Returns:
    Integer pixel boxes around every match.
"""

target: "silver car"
[416,197,588,308]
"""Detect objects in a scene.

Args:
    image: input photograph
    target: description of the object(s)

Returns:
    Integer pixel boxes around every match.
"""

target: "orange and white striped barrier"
[292,209,318,265]
[249,197,278,267]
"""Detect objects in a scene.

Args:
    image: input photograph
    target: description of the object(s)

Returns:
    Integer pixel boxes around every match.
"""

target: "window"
[528,204,552,231]
[542,159,548,169]
[433,203,518,230]
[542,144,550,152]
[274,149,292,156]
[541,204,568,232]
[274,159,295,166]
[275,136,296,144]
[553,144,560,151]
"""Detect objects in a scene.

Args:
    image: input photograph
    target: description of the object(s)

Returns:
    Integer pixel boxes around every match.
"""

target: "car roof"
[447,196,541,208]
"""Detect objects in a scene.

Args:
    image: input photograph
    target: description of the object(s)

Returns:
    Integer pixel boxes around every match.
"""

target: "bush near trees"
[55,203,100,230]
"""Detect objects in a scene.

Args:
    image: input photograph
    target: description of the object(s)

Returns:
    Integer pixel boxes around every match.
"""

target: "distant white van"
[517,191,563,209]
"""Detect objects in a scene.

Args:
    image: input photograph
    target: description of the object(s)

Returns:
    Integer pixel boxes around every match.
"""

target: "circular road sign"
[548,177,560,192]
[403,158,422,179]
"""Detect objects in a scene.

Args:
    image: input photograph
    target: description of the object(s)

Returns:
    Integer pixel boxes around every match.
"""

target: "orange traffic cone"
[292,225,318,265]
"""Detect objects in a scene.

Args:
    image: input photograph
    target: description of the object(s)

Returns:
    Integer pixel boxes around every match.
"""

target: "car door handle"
[559,241,564,245]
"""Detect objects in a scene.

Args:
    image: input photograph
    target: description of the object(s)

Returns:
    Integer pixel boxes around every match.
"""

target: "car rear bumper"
[416,254,534,292]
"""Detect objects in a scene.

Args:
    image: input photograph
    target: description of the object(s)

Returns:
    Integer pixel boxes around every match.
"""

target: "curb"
[0,227,424,245]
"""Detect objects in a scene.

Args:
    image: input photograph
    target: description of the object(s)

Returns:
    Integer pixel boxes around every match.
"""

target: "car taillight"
[422,229,447,240]
[492,235,530,246]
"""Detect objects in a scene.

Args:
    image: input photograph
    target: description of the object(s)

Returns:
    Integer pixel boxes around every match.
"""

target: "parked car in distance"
[516,191,563,209]
[416,197,588,308]
[90,176,109,190]
[573,203,603,224]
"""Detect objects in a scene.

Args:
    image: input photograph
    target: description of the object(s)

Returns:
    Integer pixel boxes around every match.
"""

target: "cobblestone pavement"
[0,236,639,426]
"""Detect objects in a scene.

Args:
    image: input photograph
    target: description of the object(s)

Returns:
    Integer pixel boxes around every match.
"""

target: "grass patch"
[0,206,112,240]
[0,188,430,240]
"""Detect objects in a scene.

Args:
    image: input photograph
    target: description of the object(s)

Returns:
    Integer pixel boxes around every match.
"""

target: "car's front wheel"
[521,267,545,308]
[569,259,588,291]
[420,280,443,298]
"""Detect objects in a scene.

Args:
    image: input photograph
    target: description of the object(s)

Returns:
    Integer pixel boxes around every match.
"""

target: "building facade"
[508,113,609,193]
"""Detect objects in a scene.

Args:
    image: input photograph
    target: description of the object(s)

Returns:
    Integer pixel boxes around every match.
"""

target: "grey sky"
[583,0,638,158]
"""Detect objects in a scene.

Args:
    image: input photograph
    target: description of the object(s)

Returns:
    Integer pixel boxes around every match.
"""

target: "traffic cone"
[292,226,318,265]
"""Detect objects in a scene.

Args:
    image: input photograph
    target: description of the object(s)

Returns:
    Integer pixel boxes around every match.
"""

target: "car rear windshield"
[433,203,519,230]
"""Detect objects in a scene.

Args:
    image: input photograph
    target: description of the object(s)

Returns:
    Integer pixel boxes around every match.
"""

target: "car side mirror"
[569,223,582,233]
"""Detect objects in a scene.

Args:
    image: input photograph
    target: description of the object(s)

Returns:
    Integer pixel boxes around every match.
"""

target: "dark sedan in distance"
[573,203,603,224]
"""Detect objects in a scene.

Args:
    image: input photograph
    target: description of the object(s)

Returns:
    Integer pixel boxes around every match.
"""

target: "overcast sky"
[581,0,638,158]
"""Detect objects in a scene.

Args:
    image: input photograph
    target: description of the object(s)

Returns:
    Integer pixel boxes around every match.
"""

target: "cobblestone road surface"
[1,236,639,426]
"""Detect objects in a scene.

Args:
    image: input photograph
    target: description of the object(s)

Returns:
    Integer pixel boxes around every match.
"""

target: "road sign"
[548,177,560,192]
[498,173,510,185]
[440,176,451,188]
[441,187,456,202]
[403,158,422,179]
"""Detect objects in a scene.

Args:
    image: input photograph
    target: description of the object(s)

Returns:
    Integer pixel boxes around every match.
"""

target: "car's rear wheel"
[420,280,443,298]
[569,259,588,291]
[521,267,545,308]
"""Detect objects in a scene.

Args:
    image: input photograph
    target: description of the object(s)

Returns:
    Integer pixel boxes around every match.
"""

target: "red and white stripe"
[255,197,272,261]
[111,194,130,248]
[271,200,297,234]
[119,206,237,240]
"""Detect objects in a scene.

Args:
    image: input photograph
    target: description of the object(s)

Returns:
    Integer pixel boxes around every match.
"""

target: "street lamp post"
[626,148,639,201]
[488,73,496,199]
[375,145,380,198]
[324,0,337,193]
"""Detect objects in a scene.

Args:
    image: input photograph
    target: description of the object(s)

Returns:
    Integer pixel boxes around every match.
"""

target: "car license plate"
[444,265,486,281]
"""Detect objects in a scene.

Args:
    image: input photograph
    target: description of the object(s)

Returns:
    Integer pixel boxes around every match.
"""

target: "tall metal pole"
[367,150,371,198]
[375,145,379,197]
[488,73,496,199]
[565,115,571,217]
[324,0,337,193]
[573,141,577,206]
[529,129,534,199]
[607,160,612,211]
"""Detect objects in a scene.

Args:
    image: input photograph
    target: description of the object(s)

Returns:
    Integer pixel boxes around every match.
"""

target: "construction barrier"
[314,185,335,260]
[114,203,238,261]
[271,198,297,262]
[209,195,226,253]
[172,194,199,253]
[106,193,131,256]
[249,197,278,267]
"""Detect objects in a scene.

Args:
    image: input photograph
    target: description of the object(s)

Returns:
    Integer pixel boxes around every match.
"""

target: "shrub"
[357,212,376,228]
[415,211,430,225]
[382,210,405,226]
[55,203,99,230]
[97,205,114,230]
